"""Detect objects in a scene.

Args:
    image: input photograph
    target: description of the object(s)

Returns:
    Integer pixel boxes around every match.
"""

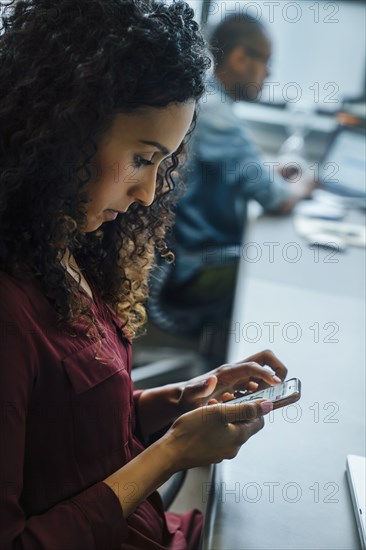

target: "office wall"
[186,0,366,106]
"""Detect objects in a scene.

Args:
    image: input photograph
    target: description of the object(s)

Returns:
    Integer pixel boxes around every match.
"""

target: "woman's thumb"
[185,375,218,399]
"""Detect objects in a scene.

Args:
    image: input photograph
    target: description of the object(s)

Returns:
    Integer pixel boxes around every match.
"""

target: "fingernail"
[273,375,282,383]
[260,401,273,413]
[203,378,211,385]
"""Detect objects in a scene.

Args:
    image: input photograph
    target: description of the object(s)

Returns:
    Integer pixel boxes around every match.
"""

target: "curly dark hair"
[0,0,211,340]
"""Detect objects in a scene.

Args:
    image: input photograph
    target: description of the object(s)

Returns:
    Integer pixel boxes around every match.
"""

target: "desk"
[201,210,366,550]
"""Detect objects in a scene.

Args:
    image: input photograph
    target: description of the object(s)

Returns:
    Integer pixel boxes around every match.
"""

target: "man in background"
[148,14,316,342]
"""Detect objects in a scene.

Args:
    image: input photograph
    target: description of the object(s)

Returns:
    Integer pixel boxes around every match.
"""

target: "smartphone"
[228,378,301,410]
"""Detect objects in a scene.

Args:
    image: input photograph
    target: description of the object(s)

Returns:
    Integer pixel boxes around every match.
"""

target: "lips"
[104,210,119,221]
[108,208,127,214]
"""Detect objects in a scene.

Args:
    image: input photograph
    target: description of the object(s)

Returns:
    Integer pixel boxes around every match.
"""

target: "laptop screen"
[321,130,366,197]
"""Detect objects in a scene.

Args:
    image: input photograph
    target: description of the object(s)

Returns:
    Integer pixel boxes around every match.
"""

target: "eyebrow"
[139,140,171,155]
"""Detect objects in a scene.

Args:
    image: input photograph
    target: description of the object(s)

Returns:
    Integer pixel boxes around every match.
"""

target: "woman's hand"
[176,349,288,413]
[162,398,273,470]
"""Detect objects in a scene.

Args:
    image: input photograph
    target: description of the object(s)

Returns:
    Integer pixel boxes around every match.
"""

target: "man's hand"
[274,176,319,215]
[273,161,319,215]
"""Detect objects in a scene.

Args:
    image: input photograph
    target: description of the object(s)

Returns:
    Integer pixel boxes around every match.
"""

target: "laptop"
[319,128,366,207]
[346,454,366,550]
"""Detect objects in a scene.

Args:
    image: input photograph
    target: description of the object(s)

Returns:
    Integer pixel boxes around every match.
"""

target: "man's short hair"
[209,14,265,66]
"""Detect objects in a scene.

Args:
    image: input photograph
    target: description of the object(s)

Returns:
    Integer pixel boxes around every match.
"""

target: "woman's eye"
[133,156,155,168]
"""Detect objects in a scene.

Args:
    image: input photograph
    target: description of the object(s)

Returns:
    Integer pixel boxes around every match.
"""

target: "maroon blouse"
[0,271,202,549]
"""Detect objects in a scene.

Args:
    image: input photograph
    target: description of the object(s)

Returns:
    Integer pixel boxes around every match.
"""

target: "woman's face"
[81,100,196,233]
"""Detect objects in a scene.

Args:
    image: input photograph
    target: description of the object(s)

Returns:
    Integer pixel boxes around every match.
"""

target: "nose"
[128,171,157,207]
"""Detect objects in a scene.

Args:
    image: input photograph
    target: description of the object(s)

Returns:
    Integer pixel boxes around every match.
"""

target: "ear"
[227,45,250,76]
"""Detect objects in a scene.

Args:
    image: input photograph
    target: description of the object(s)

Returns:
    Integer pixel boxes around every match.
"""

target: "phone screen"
[231,379,298,404]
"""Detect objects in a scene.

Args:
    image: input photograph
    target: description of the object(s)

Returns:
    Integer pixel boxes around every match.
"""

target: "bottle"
[278,98,315,181]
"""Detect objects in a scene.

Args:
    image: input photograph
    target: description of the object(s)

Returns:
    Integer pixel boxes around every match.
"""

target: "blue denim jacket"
[169,76,291,285]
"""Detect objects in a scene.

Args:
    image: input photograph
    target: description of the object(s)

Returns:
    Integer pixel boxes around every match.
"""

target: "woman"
[0,1,288,548]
